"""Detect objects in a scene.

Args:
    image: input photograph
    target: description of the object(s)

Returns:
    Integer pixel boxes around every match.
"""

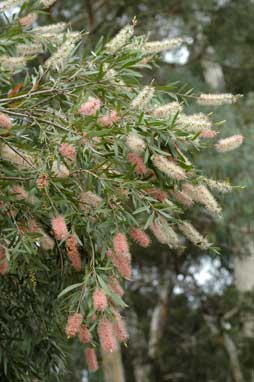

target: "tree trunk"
[234,241,254,381]
[101,343,125,382]
[148,276,172,359]
[128,310,152,382]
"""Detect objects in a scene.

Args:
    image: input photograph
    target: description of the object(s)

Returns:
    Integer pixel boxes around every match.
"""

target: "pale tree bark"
[148,274,172,359]
[101,343,125,382]
[234,240,254,381]
[128,310,152,382]
[205,314,245,382]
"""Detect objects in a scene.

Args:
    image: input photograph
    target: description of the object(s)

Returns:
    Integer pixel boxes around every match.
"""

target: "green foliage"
[0,1,248,382]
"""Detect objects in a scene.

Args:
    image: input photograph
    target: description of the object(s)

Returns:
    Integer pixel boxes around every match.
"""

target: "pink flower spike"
[0,112,12,129]
[113,232,129,256]
[85,348,99,371]
[51,215,68,241]
[93,288,108,312]
[146,188,167,202]
[200,129,217,139]
[129,229,151,248]
[98,110,119,127]
[59,143,76,163]
[78,97,101,116]
[79,325,92,344]
[0,246,8,275]
[127,153,148,175]
[97,318,117,352]
[109,276,124,297]
[65,313,83,338]
[113,309,129,343]
[111,252,132,280]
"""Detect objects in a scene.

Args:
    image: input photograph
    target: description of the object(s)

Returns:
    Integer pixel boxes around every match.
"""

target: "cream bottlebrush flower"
[16,43,44,57]
[178,221,211,250]
[215,135,243,152]
[126,132,146,154]
[80,191,103,208]
[51,160,70,178]
[1,56,27,72]
[0,0,24,11]
[152,101,183,118]
[105,24,134,54]
[178,113,212,133]
[203,178,232,193]
[152,155,186,180]
[142,37,183,54]
[40,0,56,7]
[197,93,241,106]
[28,219,55,251]
[19,13,37,27]
[150,219,180,248]
[1,144,33,169]
[130,85,155,110]
[33,23,67,35]
[194,185,222,215]
[45,34,81,70]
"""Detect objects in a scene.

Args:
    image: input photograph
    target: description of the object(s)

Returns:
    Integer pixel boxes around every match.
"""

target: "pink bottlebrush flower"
[66,235,81,272]
[59,143,76,163]
[51,215,68,241]
[65,313,83,338]
[97,318,117,352]
[12,185,28,201]
[85,348,99,372]
[146,188,167,202]
[111,252,132,280]
[129,228,151,248]
[127,153,148,175]
[215,134,243,152]
[0,112,12,129]
[113,232,129,256]
[171,190,194,207]
[106,249,113,258]
[79,324,92,344]
[93,288,108,312]
[36,174,49,189]
[98,110,119,127]
[78,97,101,116]
[200,129,217,139]
[0,246,8,275]
[19,13,37,27]
[109,276,124,297]
[113,309,129,343]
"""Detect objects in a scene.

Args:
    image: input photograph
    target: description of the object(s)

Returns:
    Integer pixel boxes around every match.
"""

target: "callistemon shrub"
[0,0,243,378]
